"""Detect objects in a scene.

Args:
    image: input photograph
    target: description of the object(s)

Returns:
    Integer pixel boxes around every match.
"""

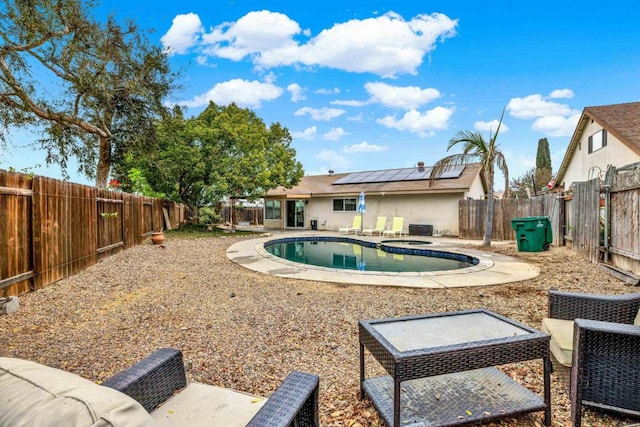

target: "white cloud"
[507,94,574,119]
[315,87,341,95]
[365,82,440,109]
[343,141,388,153]
[377,106,454,137]
[178,79,282,109]
[323,127,349,141]
[166,11,458,77]
[474,119,509,133]
[549,89,574,99]
[161,13,203,55]
[331,99,370,107]
[294,107,345,121]
[532,113,581,137]
[291,126,317,140]
[507,91,581,138]
[315,149,350,170]
[287,83,306,102]
[296,12,457,77]
[201,11,303,62]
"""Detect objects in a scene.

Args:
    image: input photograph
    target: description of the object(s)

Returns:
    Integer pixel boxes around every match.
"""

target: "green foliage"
[535,138,552,190]
[509,167,536,198]
[126,167,166,198]
[117,103,304,211]
[0,0,177,187]
[536,138,552,170]
[198,206,223,225]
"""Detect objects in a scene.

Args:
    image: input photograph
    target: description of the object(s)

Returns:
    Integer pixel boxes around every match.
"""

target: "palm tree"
[429,109,509,246]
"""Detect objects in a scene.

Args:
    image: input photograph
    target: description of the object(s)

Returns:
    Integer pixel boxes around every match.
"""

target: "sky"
[2,0,639,189]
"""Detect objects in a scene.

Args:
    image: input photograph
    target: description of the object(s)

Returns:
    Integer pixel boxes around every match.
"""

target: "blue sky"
[2,1,639,188]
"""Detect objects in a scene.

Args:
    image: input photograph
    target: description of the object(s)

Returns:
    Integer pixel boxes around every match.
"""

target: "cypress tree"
[535,138,552,190]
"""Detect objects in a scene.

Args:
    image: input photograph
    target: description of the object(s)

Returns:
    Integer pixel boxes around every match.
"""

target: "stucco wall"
[467,173,485,199]
[562,121,640,188]
[268,193,465,236]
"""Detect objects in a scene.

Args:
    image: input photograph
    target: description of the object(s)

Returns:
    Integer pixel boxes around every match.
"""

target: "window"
[265,200,281,219]
[332,198,357,211]
[588,129,607,153]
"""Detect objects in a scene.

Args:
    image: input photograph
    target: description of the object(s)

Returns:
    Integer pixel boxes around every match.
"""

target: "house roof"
[555,102,640,186]
[266,163,484,198]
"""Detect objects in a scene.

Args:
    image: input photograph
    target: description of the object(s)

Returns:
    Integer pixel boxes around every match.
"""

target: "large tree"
[429,110,509,246]
[116,103,304,212]
[0,0,175,187]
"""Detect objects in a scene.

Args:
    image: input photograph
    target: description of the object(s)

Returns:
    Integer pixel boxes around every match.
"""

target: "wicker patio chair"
[102,347,320,426]
[544,289,640,427]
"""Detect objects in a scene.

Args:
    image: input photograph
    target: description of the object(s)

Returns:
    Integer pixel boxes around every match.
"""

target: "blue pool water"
[264,237,478,273]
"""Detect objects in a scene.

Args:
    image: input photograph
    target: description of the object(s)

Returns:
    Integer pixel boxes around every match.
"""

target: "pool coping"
[226,231,539,289]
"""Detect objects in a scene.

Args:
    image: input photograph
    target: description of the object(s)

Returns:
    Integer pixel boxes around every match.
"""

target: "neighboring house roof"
[555,102,640,186]
[266,163,484,198]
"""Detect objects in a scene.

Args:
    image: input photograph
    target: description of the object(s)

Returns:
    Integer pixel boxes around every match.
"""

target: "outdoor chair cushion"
[150,382,266,426]
[0,356,153,427]
[541,317,574,367]
[542,308,640,368]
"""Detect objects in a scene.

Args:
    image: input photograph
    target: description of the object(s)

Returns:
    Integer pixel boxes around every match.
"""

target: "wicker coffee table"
[359,309,551,427]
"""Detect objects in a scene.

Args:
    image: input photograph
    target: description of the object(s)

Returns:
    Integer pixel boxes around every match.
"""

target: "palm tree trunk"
[483,168,495,246]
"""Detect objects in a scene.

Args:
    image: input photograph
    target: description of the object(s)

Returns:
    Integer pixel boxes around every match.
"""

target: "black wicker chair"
[546,289,640,427]
[102,348,320,427]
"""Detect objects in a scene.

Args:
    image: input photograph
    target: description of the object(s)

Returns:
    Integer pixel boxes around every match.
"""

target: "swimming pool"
[263,237,479,273]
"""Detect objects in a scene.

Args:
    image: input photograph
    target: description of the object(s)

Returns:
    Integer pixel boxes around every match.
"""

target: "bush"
[199,206,223,225]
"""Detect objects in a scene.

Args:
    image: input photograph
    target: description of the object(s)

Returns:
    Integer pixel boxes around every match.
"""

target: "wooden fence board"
[459,193,560,242]
[1,169,183,297]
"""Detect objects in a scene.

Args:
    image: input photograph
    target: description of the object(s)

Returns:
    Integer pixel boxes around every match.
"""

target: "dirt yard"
[1,235,638,426]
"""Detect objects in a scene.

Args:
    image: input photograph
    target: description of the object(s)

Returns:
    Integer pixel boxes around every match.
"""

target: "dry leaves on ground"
[1,235,637,426]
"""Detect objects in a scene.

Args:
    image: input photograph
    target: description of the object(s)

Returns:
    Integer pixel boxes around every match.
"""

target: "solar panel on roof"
[332,165,466,184]
[369,169,404,182]
[437,165,465,179]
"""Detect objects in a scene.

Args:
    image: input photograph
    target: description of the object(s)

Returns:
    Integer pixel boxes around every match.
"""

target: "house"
[555,102,640,189]
[264,162,486,236]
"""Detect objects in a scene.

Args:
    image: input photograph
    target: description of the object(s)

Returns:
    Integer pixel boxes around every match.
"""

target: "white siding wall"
[562,121,640,188]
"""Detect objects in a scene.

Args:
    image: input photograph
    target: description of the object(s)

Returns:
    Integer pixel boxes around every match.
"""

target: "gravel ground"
[1,234,638,426]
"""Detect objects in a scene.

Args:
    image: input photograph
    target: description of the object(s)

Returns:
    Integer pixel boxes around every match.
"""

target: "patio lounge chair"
[361,216,387,236]
[541,289,640,426]
[339,216,361,234]
[382,217,406,237]
[0,348,320,427]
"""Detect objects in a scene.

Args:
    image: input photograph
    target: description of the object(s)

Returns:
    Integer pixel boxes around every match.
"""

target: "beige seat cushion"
[0,357,153,427]
[150,382,266,427]
[541,318,574,367]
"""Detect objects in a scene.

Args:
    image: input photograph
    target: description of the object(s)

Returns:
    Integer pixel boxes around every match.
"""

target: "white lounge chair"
[382,217,406,237]
[361,216,387,236]
[339,216,361,234]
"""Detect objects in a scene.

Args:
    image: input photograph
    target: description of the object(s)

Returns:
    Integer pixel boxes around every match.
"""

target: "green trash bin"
[511,216,552,252]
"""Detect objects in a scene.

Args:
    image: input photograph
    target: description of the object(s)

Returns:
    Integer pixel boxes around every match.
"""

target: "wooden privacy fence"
[459,192,562,244]
[0,169,184,297]
[605,165,640,275]
[461,170,640,277]
[220,205,264,225]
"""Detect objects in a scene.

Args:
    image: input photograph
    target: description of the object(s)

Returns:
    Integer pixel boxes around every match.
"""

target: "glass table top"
[371,312,531,352]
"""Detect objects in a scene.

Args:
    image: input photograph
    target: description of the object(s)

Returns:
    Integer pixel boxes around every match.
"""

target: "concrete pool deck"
[226,231,539,288]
